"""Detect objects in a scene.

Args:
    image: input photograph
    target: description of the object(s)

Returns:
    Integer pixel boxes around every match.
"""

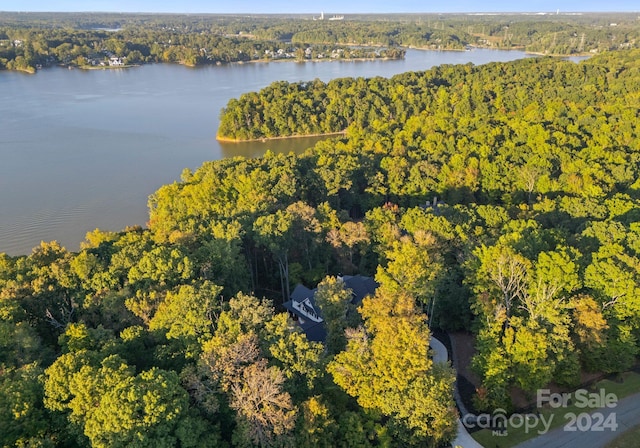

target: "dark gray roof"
[284,283,324,322]
[342,275,378,307]
[298,319,327,342]
[284,275,377,343]
[290,284,315,302]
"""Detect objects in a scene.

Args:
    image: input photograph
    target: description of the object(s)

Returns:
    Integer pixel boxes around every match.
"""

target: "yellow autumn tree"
[328,287,457,446]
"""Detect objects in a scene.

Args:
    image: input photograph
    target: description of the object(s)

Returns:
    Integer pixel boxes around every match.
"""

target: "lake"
[0,48,538,255]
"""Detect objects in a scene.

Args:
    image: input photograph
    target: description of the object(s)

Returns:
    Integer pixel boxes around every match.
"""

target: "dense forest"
[2,45,640,446]
[1,12,639,72]
[215,47,640,413]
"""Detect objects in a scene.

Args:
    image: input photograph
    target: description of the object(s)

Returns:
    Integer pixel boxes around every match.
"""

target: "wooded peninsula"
[1,11,640,448]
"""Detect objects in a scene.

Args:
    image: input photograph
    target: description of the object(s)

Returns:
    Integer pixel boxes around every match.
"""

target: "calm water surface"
[0,48,536,255]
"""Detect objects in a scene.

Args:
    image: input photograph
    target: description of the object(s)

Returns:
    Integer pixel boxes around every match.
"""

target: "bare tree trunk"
[277,261,286,303]
[276,253,291,302]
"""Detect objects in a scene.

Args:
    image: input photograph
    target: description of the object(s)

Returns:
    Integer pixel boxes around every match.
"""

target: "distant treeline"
[1,12,639,72]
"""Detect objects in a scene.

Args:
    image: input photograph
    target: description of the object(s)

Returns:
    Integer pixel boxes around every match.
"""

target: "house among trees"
[283,275,377,342]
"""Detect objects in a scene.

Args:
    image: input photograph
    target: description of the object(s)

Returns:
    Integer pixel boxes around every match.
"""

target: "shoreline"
[524,50,593,57]
[216,130,346,143]
[14,67,36,74]
[407,45,467,52]
[241,55,404,65]
[7,45,594,76]
[10,46,593,75]
[77,64,140,70]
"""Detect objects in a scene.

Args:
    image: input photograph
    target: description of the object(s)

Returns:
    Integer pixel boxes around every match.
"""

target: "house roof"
[284,284,323,322]
[298,319,327,343]
[283,284,327,342]
[284,275,378,343]
[290,284,315,303]
[342,275,378,307]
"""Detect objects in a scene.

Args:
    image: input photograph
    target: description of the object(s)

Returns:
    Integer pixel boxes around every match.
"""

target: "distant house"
[283,275,378,342]
[108,57,124,66]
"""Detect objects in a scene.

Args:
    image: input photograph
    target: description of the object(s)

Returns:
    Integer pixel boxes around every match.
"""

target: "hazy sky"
[1,0,638,13]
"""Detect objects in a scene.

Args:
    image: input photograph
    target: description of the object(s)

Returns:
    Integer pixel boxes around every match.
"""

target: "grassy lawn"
[471,371,640,448]
[605,422,640,448]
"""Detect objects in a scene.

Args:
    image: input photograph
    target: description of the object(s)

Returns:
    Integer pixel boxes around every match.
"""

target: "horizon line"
[1,10,640,14]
